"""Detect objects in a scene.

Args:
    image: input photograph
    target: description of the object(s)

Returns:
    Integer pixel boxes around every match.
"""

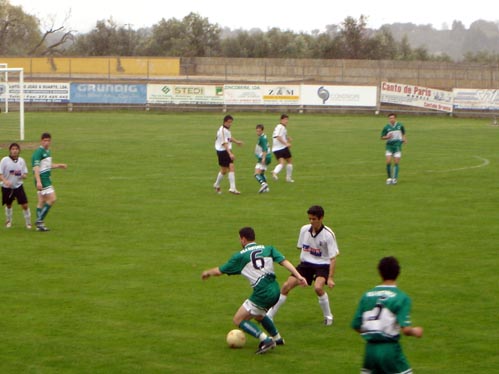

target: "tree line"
[1,0,499,63]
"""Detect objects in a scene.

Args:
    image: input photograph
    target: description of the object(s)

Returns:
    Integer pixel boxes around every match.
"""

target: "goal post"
[0,66,25,141]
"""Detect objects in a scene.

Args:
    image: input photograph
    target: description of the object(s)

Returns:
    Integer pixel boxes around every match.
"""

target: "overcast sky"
[10,0,498,34]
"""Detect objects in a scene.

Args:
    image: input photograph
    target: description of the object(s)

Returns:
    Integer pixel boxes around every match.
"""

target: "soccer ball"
[226,329,246,348]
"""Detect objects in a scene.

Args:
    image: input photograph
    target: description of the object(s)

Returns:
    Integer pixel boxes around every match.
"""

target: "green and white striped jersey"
[351,285,412,343]
[219,242,285,308]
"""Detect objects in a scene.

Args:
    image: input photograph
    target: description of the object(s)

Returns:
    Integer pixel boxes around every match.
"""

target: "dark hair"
[256,124,264,130]
[307,205,324,218]
[388,113,397,118]
[239,227,256,241]
[41,132,51,140]
[280,114,289,120]
[9,142,20,151]
[223,115,234,123]
[378,256,400,281]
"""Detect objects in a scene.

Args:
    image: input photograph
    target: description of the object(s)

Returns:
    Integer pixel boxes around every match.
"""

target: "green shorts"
[362,342,411,374]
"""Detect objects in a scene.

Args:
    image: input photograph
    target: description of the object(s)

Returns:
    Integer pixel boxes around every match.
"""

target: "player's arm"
[275,135,290,147]
[53,163,68,169]
[231,137,243,146]
[327,256,337,288]
[279,259,307,286]
[33,165,43,190]
[201,267,223,280]
[402,326,423,338]
[401,126,407,143]
[0,173,10,187]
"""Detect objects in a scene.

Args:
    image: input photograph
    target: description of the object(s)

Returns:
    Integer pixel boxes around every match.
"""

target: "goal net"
[0,65,25,142]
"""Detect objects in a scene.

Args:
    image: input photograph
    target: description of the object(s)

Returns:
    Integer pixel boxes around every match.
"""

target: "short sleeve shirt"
[297,224,339,265]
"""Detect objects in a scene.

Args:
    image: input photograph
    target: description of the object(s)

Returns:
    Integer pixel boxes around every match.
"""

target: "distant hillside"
[382,20,499,60]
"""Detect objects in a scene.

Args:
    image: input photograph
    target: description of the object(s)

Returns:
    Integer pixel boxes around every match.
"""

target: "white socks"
[318,293,332,318]
[267,294,287,319]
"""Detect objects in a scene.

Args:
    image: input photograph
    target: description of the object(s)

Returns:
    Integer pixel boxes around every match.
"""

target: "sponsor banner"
[301,85,377,106]
[452,88,499,110]
[380,81,453,113]
[147,84,224,104]
[224,85,264,105]
[0,82,70,103]
[261,85,301,105]
[70,83,147,104]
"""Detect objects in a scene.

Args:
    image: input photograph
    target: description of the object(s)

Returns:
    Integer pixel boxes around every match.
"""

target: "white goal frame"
[0,66,25,140]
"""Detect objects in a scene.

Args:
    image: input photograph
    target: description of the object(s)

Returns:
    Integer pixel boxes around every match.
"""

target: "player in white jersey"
[202,227,306,354]
[0,143,32,229]
[271,114,294,182]
[213,115,243,195]
[267,205,340,325]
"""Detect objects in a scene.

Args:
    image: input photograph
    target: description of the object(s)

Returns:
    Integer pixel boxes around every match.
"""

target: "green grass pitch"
[0,112,497,373]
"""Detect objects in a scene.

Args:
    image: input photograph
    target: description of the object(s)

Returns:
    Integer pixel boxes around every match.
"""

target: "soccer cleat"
[274,338,285,346]
[213,184,222,194]
[5,220,12,228]
[255,338,276,354]
[26,223,32,230]
[324,316,334,326]
[229,189,241,195]
[258,183,268,194]
[386,178,392,185]
[262,186,270,193]
[272,172,278,181]
[286,177,295,183]
[392,178,398,185]
[36,221,50,232]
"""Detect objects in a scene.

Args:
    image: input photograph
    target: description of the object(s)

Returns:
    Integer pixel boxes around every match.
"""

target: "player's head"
[388,113,397,124]
[280,114,289,124]
[9,143,20,158]
[307,205,324,219]
[256,124,264,135]
[223,115,234,126]
[378,256,400,281]
[239,227,256,242]
[307,205,324,230]
[40,132,52,149]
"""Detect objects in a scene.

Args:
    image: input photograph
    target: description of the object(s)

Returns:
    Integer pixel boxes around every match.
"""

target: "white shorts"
[255,162,268,171]
[242,299,267,317]
[38,186,55,195]
[385,150,402,158]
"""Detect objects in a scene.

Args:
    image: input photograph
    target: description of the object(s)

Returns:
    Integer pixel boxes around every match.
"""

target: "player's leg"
[385,151,393,184]
[228,162,240,194]
[2,187,13,227]
[272,155,285,180]
[314,276,334,325]
[285,157,294,182]
[235,301,276,354]
[16,186,31,229]
[392,151,402,184]
[214,152,229,193]
[266,275,302,320]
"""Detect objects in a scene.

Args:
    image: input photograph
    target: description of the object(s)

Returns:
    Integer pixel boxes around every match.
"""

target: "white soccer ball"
[226,329,246,348]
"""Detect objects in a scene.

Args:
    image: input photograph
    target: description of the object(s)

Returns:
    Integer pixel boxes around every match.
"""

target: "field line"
[425,156,490,173]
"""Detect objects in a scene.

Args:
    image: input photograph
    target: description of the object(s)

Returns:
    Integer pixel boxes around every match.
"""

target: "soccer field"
[0,112,497,373]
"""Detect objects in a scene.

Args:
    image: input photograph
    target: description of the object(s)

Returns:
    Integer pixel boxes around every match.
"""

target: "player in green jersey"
[254,124,272,193]
[32,133,68,232]
[380,113,407,185]
[201,227,307,354]
[352,256,423,374]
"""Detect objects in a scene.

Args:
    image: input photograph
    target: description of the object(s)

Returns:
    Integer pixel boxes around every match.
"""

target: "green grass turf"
[0,112,497,373]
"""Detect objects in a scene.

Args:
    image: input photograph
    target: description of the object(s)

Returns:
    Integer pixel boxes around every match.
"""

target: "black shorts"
[293,262,330,285]
[217,150,232,167]
[2,185,28,206]
[273,148,292,160]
